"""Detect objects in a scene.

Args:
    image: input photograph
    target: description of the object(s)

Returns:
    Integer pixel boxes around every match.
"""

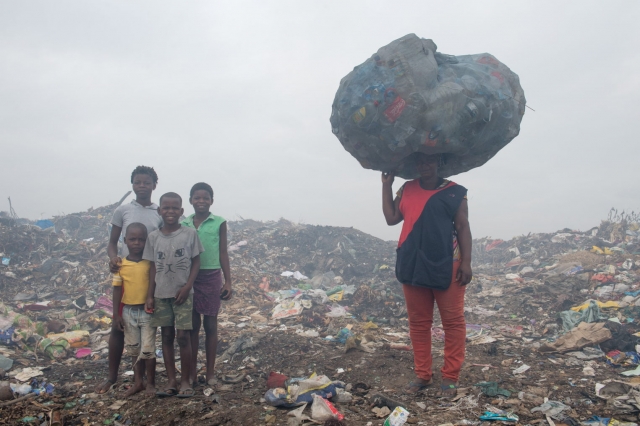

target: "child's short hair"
[131,165,159,184]
[159,192,182,206]
[189,182,214,199]
[125,222,148,237]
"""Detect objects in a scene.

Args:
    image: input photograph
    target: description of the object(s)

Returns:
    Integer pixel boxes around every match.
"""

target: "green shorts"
[149,295,193,330]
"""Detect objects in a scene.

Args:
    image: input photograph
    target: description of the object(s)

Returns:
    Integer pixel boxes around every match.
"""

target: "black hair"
[189,182,214,199]
[125,222,148,237]
[413,152,445,166]
[131,166,158,184]
[159,192,182,206]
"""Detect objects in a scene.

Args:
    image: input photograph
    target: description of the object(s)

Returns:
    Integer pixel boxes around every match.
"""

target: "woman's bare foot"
[95,379,115,394]
[124,382,145,398]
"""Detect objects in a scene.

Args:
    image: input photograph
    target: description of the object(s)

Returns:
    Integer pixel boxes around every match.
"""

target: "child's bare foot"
[144,382,156,395]
[124,382,145,398]
[95,379,115,394]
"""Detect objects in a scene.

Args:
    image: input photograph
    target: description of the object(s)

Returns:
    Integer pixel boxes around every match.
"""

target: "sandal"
[437,382,458,398]
[176,388,195,398]
[221,374,246,384]
[156,387,178,398]
[403,379,433,395]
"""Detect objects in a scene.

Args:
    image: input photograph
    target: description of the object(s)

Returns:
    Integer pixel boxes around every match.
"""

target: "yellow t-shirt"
[112,258,151,305]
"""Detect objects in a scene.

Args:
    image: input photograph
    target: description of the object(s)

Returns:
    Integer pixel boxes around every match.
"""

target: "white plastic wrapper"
[330,34,526,178]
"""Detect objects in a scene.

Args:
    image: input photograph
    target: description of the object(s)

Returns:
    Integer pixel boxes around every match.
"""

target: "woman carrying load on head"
[381,153,472,398]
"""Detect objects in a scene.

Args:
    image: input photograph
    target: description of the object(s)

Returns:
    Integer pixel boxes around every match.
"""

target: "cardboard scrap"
[539,322,612,353]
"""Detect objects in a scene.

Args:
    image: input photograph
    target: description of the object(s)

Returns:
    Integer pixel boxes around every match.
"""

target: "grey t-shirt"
[111,200,163,256]
[142,226,204,299]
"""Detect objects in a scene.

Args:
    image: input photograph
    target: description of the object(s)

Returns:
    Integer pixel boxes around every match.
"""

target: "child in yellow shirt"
[112,222,156,397]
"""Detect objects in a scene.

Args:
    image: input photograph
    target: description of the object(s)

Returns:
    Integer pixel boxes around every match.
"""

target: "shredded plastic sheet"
[330,33,526,178]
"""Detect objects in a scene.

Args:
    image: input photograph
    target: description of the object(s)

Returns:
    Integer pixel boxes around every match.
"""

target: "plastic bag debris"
[330,33,525,179]
[12,367,44,382]
[383,406,409,426]
[325,304,349,318]
[281,271,308,280]
[474,381,511,397]
[311,394,344,422]
[272,300,303,319]
[479,408,518,422]
[512,364,530,375]
[530,400,570,418]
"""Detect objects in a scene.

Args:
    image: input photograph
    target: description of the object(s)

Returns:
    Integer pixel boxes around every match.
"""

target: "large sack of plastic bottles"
[330,34,526,179]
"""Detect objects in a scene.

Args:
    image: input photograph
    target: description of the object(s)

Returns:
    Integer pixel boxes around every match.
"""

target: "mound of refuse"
[330,33,526,178]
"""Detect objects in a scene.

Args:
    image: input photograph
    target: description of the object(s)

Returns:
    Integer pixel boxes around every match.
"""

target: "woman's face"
[132,173,156,199]
[415,154,440,179]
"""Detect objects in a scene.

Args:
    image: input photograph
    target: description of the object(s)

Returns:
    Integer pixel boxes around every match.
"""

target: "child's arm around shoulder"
[111,266,125,331]
[175,228,202,305]
[142,232,157,313]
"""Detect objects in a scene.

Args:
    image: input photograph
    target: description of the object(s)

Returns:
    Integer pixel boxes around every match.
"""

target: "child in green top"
[182,182,232,388]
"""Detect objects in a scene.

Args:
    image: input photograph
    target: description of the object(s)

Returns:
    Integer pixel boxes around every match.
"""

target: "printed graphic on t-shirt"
[156,248,189,275]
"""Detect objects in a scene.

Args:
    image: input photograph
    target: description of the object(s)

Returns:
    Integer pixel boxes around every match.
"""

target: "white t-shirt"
[111,200,163,256]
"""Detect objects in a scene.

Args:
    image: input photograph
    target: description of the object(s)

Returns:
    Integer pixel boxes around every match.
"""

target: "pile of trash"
[330,33,526,178]
[2,201,640,424]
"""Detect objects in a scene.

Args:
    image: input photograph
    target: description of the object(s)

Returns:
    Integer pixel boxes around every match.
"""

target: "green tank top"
[181,213,225,270]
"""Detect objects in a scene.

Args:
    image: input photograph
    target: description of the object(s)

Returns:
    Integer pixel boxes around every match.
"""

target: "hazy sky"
[1,1,638,241]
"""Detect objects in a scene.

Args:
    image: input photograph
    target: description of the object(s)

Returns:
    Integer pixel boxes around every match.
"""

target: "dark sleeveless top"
[396,179,467,289]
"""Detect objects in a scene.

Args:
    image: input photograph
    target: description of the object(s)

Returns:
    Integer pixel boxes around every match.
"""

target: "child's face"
[124,228,147,255]
[132,173,156,199]
[158,197,183,225]
[190,190,213,214]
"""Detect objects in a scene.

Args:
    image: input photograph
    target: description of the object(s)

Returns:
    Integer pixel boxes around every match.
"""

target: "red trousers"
[402,262,466,382]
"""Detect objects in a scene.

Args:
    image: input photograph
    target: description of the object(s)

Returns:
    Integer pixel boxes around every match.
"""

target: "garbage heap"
[1,203,640,425]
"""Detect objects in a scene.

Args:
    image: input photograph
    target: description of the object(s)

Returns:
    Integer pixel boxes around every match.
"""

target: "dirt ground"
[0,308,630,426]
[2,209,640,425]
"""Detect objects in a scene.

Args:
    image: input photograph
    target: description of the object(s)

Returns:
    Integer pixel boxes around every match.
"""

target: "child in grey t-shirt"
[143,227,203,298]
[143,192,203,398]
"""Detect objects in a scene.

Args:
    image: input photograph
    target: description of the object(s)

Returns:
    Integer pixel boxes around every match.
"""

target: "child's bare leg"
[189,311,201,386]
[176,329,192,393]
[95,327,124,393]
[203,315,218,385]
[160,326,178,392]
[145,358,156,394]
[124,357,145,397]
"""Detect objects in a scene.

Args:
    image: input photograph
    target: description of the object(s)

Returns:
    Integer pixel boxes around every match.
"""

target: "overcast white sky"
[1,1,638,241]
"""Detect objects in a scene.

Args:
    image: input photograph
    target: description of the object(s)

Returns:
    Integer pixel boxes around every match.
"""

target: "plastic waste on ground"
[330,33,526,179]
[479,408,518,422]
[383,406,409,426]
[530,400,571,418]
[310,394,344,422]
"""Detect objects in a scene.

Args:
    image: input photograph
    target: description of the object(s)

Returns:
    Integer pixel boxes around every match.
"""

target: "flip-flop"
[437,383,458,398]
[176,388,195,398]
[403,379,433,395]
[156,387,178,397]
[221,374,246,384]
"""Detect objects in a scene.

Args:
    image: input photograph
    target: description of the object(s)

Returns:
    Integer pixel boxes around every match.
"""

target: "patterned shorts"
[123,305,156,359]
[193,269,222,317]
[149,294,193,330]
